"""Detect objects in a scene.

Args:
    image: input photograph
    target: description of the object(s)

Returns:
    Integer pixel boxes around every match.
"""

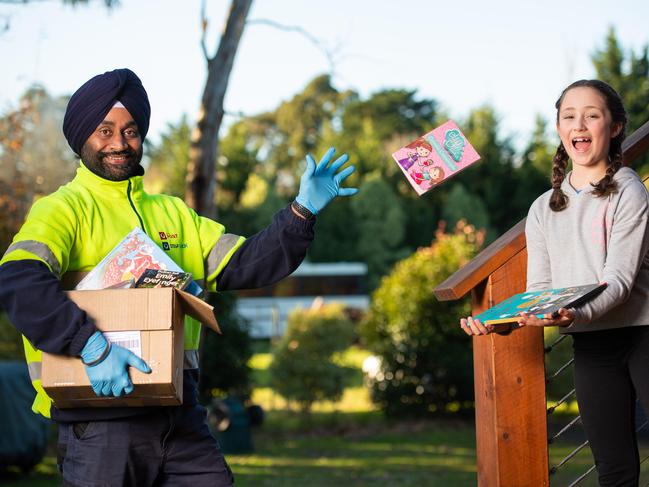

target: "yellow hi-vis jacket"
[0,162,244,418]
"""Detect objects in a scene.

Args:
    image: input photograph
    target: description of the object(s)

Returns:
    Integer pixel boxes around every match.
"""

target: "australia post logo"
[157,231,188,251]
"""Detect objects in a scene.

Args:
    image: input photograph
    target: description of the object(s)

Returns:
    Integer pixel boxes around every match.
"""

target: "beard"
[80,144,144,181]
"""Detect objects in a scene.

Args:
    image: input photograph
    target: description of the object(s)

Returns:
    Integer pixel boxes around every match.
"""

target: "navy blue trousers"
[573,326,649,487]
[57,404,234,487]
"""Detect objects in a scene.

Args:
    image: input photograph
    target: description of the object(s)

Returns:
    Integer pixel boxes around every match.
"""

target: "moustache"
[99,149,136,158]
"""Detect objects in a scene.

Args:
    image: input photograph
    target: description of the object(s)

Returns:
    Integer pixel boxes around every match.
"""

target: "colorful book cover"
[474,283,607,326]
[391,120,481,195]
[75,228,202,296]
[135,268,192,291]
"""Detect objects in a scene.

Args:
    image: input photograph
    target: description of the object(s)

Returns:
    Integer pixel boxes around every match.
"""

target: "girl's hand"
[460,316,492,336]
[517,308,575,328]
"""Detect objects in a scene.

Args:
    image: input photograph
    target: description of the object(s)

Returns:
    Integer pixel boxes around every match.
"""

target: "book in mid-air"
[75,228,202,296]
[473,283,607,328]
[391,120,481,196]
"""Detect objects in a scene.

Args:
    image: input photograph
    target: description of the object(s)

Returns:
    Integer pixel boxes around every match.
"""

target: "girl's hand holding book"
[460,316,492,336]
[517,307,575,328]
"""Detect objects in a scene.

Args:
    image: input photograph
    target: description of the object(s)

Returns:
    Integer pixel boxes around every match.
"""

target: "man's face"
[80,107,143,181]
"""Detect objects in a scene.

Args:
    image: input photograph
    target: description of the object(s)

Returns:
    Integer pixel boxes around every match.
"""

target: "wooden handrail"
[622,119,649,163]
[434,119,649,301]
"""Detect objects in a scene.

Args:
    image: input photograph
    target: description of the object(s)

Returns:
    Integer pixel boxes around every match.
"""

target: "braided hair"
[549,79,627,212]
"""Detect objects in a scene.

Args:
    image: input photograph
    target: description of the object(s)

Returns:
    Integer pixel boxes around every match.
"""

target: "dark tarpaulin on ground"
[0,361,51,471]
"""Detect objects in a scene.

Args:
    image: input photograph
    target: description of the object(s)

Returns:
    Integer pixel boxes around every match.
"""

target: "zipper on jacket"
[127,180,147,234]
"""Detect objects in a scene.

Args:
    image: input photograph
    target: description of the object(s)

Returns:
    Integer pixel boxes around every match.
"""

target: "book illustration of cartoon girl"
[398,138,433,171]
[430,166,445,185]
[410,161,445,188]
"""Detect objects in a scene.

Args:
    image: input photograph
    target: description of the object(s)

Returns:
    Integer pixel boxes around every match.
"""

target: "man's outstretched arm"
[216,147,357,291]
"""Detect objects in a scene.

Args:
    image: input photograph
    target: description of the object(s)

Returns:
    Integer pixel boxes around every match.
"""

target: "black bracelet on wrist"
[82,341,112,367]
[291,200,316,221]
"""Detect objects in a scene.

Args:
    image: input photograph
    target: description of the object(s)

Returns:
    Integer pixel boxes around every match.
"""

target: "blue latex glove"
[295,147,358,214]
[80,331,151,397]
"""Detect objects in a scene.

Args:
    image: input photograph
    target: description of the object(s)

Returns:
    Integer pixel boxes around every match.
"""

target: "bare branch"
[247,18,338,76]
[186,0,253,217]
[199,0,209,62]
[0,0,119,8]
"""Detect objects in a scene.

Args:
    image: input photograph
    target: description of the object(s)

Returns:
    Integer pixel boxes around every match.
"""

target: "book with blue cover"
[474,283,606,326]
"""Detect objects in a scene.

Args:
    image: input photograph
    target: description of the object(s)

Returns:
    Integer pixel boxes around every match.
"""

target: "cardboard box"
[41,287,219,408]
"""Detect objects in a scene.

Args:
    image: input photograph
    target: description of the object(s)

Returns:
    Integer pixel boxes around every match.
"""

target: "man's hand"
[295,147,358,215]
[80,331,151,397]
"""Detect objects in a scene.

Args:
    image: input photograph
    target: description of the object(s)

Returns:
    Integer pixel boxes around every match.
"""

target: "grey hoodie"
[525,166,649,333]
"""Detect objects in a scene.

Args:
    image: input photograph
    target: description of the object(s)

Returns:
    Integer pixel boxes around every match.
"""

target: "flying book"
[391,120,481,196]
[134,268,192,291]
[474,283,607,328]
[75,228,202,296]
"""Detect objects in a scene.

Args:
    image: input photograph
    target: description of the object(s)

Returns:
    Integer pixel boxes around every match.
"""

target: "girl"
[461,79,649,486]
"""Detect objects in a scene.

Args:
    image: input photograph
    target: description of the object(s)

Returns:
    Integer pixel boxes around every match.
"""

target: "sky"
[1,0,648,152]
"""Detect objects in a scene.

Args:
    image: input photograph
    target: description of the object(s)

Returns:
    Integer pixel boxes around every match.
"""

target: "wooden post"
[471,249,549,486]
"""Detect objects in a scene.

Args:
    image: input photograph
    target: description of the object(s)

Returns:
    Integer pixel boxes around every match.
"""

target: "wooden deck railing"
[434,119,649,486]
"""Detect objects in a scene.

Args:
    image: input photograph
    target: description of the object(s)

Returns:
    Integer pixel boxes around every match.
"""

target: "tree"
[510,115,554,215]
[186,0,253,219]
[0,86,77,252]
[322,87,441,255]
[349,177,409,290]
[334,88,438,177]
[592,27,649,134]
[441,183,493,240]
[216,118,263,209]
[453,105,520,236]
[144,116,192,198]
[592,27,649,174]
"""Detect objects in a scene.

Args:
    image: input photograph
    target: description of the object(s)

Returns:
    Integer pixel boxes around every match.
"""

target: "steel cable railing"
[565,420,649,486]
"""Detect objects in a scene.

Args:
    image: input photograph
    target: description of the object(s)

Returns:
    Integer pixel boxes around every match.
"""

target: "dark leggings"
[572,326,649,487]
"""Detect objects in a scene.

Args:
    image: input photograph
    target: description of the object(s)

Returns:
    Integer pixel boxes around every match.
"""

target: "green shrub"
[269,303,355,413]
[360,222,482,417]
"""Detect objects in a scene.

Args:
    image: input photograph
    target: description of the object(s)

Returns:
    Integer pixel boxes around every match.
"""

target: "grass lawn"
[1,414,478,487]
[228,414,477,487]
[4,346,649,486]
[6,414,649,487]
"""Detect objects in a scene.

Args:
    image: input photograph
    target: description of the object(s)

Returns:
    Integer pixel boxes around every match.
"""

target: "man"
[0,68,357,486]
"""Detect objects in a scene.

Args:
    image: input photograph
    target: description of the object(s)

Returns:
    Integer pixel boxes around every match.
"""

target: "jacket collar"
[74,161,145,200]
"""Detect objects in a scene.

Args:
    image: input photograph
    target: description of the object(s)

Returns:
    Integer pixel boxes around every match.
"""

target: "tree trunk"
[185,0,253,218]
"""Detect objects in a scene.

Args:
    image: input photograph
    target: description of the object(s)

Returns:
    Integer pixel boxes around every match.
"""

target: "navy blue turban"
[63,68,150,155]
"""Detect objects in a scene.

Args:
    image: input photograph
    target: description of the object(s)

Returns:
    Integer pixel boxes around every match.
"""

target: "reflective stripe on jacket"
[1,162,244,417]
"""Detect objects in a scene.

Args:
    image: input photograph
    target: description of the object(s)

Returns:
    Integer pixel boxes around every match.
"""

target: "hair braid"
[590,159,621,197]
[591,141,624,198]
[549,143,569,211]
